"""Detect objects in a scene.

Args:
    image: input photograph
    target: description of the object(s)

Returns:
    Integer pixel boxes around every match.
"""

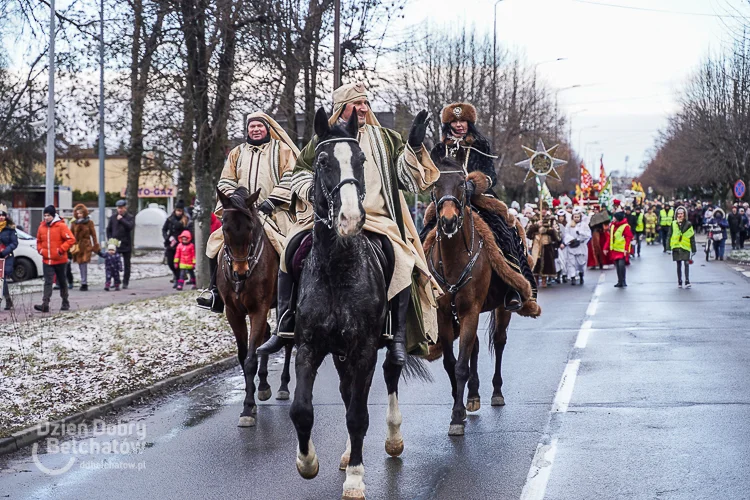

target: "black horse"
[289,108,427,500]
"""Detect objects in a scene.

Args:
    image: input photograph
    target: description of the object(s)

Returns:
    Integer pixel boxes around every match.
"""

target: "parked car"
[11,229,43,282]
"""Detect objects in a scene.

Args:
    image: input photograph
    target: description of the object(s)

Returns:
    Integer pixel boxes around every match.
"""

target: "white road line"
[519,271,604,500]
[574,321,593,349]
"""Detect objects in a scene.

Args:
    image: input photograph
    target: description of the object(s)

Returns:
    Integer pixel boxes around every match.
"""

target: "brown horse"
[424,158,539,436]
[216,186,293,427]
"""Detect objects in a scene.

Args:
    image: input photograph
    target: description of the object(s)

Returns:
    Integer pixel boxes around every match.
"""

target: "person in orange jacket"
[34,205,76,312]
[603,205,633,288]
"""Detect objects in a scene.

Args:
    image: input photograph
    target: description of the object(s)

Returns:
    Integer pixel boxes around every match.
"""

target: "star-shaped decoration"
[514,139,567,184]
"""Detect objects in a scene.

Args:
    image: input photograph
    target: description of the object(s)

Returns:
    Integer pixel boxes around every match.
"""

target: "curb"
[0,355,237,457]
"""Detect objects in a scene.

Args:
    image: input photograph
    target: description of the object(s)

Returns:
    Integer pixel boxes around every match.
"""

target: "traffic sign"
[734,180,746,199]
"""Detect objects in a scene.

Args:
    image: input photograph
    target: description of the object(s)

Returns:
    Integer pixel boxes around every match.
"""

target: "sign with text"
[734,180,746,199]
[120,187,176,198]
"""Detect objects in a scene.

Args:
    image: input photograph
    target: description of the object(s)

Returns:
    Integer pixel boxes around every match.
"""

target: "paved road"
[1,244,749,499]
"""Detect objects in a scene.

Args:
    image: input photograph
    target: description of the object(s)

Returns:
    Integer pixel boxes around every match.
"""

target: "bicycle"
[704,225,713,261]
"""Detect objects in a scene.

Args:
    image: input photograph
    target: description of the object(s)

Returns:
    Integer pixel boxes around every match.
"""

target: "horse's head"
[312,107,366,238]
[431,156,467,239]
[217,186,261,278]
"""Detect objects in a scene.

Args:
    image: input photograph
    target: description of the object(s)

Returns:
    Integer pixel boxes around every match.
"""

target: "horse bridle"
[313,137,366,229]
[430,170,468,240]
[428,169,483,325]
[221,207,265,295]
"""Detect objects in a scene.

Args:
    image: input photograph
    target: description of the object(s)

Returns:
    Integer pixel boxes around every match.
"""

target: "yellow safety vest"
[610,224,627,253]
[659,208,674,226]
[669,222,694,252]
[635,213,644,232]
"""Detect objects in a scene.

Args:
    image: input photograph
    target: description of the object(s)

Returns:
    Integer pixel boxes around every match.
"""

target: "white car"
[11,229,43,282]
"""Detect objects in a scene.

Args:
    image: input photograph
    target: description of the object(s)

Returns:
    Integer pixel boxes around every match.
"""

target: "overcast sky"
[397,0,749,176]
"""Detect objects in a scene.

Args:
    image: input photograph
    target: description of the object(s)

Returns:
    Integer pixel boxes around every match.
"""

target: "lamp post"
[98,0,106,246]
[491,0,503,152]
[333,0,341,89]
[45,0,56,207]
[577,125,598,158]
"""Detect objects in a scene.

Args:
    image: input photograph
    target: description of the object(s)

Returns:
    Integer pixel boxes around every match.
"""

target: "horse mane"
[226,186,255,218]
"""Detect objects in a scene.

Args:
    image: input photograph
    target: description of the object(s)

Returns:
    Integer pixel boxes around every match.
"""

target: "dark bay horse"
[290,108,427,500]
[424,158,521,436]
[216,186,293,427]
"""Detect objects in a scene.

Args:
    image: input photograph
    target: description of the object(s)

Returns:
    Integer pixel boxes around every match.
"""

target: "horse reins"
[428,171,484,325]
[313,137,366,229]
[221,207,266,296]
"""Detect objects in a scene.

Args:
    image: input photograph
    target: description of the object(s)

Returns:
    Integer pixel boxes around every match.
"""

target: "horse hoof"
[342,490,366,500]
[296,455,319,480]
[238,416,256,427]
[339,453,350,471]
[276,390,290,401]
[257,389,272,401]
[448,424,465,436]
[466,398,481,413]
[491,395,506,406]
[385,439,404,457]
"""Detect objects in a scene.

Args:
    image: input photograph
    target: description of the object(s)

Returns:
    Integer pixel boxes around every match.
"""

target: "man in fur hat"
[421,101,536,310]
[258,82,440,366]
[196,112,299,313]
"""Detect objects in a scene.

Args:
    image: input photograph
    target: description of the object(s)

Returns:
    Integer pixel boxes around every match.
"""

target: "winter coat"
[37,215,76,265]
[0,223,18,281]
[98,250,123,275]
[174,230,196,270]
[667,220,697,262]
[728,212,742,232]
[162,212,192,248]
[210,212,222,234]
[431,132,497,194]
[562,221,592,256]
[106,211,135,253]
[70,204,100,264]
[603,218,633,262]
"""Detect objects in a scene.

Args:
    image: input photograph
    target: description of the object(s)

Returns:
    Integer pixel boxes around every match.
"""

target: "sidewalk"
[0,275,179,323]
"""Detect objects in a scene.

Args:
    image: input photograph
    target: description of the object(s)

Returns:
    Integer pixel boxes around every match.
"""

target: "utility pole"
[98,0,106,244]
[45,0,56,207]
[491,0,503,152]
[333,0,341,89]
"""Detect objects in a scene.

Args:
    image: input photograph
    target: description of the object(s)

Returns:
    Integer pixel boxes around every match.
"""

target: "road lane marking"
[520,271,604,500]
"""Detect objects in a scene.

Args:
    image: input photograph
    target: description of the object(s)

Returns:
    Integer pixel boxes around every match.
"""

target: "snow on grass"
[0,293,248,437]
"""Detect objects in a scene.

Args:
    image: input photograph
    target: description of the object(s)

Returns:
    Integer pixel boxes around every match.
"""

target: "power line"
[571,0,748,19]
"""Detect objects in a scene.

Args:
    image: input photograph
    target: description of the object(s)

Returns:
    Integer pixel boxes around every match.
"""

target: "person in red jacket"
[603,207,634,288]
[34,205,76,312]
[174,230,197,290]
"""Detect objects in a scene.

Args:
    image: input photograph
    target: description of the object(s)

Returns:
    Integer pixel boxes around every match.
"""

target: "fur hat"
[441,102,477,124]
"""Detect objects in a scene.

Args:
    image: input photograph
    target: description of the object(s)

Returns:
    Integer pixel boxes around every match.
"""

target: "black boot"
[34,302,50,313]
[3,296,12,310]
[579,272,584,285]
[196,257,224,313]
[386,287,410,366]
[61,299,70,311]
[257,271,296,355]
[503,288,523,312]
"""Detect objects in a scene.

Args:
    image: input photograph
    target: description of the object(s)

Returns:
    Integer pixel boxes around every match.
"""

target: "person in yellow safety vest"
[667,206,696,288]
[644,206,658,245]
[626,205,645,258]
[659,203,675,253]
[603,208,633,288]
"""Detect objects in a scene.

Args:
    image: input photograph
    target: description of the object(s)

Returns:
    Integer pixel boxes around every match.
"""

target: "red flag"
[580,162,593,192]
[599,156,606,188]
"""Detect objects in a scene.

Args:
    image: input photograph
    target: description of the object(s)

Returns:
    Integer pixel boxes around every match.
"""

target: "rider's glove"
[465,179,476,200]
[408,110,429,149]
[258,200,275,216]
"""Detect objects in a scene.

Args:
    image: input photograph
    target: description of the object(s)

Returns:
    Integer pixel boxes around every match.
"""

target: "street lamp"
[45,0,56,207]
[568,109,588,145]
[577,125,598,157]
[491,0,504,152]
[98,0,106,250]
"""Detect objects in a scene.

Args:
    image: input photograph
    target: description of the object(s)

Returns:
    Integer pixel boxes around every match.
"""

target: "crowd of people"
[491,197,744,291]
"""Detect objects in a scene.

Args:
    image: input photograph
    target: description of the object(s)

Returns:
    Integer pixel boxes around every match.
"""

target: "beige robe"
[282,125,442,344]
[206,140,297,258]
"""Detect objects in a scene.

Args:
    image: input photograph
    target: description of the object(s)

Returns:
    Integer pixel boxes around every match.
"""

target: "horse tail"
[401,354,434,383]
[487,309,498,356]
